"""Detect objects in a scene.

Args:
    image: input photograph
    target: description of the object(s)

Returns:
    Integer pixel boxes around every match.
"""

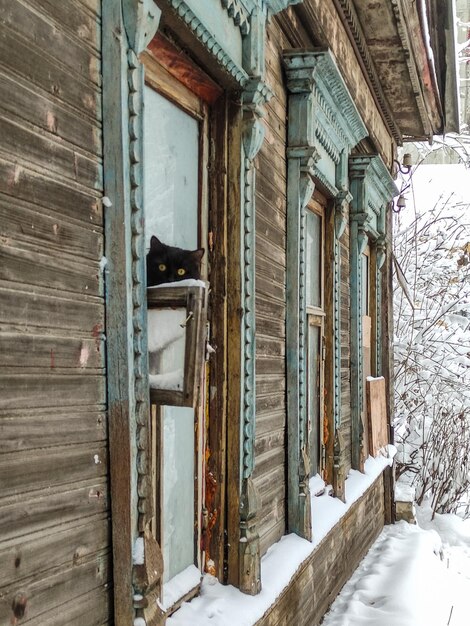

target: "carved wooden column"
[238,79,267,595]
[349,155,397,473]
[283,51,319,540]
[103,2,164,624]
[237,0,308,591]
[332,184,351,498]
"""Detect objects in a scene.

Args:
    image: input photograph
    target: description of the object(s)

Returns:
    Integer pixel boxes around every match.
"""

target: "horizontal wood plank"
[26,585,111,626]
[0,410,106,453]
[0,373,105,411]
[0,479,109,543]
[0,25,100,121]
[0,244,101,295]
[0,114,102,190]
[0,550,110,624]
[0,516,109,588]
[0,333,104,370]
[0,70,101,155]
[0,195,102,260]
[0,286,104,334]
[29,0,101,53]
[0,443,108,497]
[0,161,102,227]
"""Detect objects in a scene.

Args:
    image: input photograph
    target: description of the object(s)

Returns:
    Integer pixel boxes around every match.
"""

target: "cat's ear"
[150,235,163,250]
[191,248,205,263]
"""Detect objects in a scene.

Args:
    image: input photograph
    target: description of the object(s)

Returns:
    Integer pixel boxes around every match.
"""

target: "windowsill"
[161,564,201,614]
[167,446,396,626]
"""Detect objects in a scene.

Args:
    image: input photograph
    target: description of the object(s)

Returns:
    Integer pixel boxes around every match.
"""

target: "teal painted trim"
[349,156,396,468]
[240,79,272,481]
[240,128,258,480]
[166,0,249,86]
[349,213,368,469]
[349,155,397,234]
[103,1,160,619]
[265,0,303,14]
[283,52,317,539]
[333,190,351,431]
[127,50,153,530]
[221,0,251,34]
[123,0,161,52]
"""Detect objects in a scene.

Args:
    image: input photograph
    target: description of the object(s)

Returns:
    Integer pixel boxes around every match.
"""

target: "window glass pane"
[162,406,195,582]
[144,87,199,250]
[308,323,321,475]
[144,86,199,583]
[305,210,322,308]
[148,309,186,392]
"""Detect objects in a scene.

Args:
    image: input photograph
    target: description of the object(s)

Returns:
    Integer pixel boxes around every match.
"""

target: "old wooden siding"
[339,226,352,474]
[255,474,385,626]
[0,0,111,624]
[253,19,290,556]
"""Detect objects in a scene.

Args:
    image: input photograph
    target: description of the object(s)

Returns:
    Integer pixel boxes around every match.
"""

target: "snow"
[133,537,144,566]
[395,482,415,502]
[149,370,183,391]
[322,507,470,626]
[167,449,394,626]
[162,564,201,611]
[134,619,146,626]
[149,279,207,289]
[147,309,186,352]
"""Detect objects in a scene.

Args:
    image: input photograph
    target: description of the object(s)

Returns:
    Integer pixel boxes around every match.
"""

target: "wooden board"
[366,377,389,456]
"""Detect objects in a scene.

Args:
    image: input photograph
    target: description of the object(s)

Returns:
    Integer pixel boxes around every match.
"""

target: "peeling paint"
[46,111,58,134]
[79,343,89,367]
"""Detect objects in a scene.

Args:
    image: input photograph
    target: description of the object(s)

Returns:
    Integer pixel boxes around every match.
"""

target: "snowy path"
[322,512,470,626]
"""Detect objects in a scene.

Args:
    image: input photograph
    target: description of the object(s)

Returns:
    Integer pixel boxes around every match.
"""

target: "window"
[142,52,209,599]
[305,197,326,477]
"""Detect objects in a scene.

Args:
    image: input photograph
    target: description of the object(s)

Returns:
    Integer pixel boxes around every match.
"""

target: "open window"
[142,43,212,608]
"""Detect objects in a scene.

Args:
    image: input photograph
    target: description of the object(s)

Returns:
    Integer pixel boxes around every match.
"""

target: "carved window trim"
[348,155,397,470]
[283,47,368,528]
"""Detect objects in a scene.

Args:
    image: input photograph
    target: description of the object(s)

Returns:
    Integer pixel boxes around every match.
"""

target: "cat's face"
[146,235,205,286]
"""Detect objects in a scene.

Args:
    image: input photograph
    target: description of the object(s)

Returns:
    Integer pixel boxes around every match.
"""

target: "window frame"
[305,198,326,477]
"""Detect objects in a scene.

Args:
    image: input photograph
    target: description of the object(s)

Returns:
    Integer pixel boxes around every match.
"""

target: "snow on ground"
[322,507,470,626]
[167,450,394,626]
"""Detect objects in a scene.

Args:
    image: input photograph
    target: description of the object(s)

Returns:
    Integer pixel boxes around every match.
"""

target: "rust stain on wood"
[147,33,223,105]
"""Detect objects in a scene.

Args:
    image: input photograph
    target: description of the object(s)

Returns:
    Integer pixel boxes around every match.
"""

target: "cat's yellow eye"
[177,268,186,276]
[158,264,166,271]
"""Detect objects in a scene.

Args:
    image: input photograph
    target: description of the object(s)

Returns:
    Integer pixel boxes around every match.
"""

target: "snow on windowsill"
[149,279,207,289]
[133,537,144,566]
[149,370,184,391]
[162,564,201,612]
[167,445,396,626]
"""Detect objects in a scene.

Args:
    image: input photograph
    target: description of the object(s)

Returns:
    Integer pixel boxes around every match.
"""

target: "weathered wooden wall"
[0,0,111,623]
[255,475,385,626]
[253,19,290,556]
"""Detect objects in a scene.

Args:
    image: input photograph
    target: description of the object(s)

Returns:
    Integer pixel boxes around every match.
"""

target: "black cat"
[146,235,205,286]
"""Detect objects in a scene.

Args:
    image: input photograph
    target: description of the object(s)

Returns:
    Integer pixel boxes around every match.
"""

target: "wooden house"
[0,0,458,624]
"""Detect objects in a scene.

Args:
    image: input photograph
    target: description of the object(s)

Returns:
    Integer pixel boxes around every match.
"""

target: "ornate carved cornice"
[166,0,249,86]
[221,0,251,34]
[349,154,397,237]
[265,0,303,14]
